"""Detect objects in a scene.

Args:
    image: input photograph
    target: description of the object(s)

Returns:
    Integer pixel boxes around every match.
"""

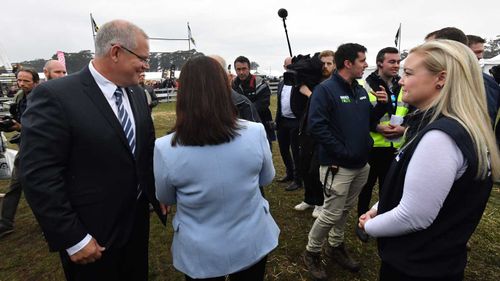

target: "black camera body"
[286,53,324,89]
[283,70,298,86]
[0,115,15,132]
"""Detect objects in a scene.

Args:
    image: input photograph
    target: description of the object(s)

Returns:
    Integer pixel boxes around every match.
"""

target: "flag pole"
[398,23,402,53]
[187,22,191,50]
[90,13,96,45]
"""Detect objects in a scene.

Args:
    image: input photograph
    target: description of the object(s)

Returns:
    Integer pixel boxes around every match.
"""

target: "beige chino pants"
[306,164,369,252]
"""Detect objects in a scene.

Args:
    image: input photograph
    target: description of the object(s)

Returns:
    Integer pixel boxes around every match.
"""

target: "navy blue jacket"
[483,73,500,128]
[308,72,383,168]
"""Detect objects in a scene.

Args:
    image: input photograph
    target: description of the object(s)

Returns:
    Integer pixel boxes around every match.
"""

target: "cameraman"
[0,68,39,239]
[288,51,335,218]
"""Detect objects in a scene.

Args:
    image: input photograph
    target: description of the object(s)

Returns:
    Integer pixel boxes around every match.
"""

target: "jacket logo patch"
[340,96,351,103]
[360,96,367,100]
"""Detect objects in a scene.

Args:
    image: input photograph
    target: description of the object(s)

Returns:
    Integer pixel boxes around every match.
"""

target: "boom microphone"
[277,8,292,57]
[278,8,288,19]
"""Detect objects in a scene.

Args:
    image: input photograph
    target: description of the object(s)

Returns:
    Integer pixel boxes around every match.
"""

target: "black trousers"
[302,152,323,206]
[185,256,268,281]
[357,147,395,217]
[277,117,301,183]
[379,262,464,281]
[296,131,323,206]
[59,196,150,281]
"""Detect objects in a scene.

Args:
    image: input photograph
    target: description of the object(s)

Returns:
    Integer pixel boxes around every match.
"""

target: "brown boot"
[324,242,360,272]
[302,250,328,280]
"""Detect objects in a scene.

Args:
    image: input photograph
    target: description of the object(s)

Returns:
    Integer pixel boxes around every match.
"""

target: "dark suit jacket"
[19,66,166,252]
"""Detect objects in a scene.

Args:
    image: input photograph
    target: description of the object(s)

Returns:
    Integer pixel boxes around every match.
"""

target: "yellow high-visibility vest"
[359,79,409,148]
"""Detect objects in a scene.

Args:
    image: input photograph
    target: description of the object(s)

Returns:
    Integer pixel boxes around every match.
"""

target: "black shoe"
[0,225,14,239]
[302,250,328,280]
[285,182,302,191]
[355,227,369,243]
[324,242,360,272]
[277,175,293,183]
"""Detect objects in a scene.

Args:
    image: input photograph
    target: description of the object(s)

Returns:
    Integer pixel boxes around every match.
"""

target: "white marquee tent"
[482,54,500,74]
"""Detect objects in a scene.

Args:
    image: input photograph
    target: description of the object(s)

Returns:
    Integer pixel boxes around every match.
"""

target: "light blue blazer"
[154,120,280,279]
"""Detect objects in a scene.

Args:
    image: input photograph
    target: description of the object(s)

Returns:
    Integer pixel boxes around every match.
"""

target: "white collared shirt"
[280,85,296,119]
[88,61,136,136]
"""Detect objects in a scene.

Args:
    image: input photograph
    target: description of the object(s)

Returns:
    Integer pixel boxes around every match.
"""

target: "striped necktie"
[114,87,136,155]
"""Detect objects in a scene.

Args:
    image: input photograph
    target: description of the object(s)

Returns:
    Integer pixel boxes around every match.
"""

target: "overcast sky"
[1,0,499,74]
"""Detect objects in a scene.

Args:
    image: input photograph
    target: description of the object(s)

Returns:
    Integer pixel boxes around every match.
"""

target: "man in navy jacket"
[302,43,386,280]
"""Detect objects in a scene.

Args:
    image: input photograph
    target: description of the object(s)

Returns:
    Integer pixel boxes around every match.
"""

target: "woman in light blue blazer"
[154,56,280,281]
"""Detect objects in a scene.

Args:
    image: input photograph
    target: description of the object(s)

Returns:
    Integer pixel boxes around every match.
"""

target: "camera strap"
[323,165,339,198]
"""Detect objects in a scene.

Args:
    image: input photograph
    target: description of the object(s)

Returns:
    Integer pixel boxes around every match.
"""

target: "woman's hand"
[358,208,377,230]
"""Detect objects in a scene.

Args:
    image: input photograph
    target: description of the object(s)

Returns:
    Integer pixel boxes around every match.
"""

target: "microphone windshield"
[278,8,288,19]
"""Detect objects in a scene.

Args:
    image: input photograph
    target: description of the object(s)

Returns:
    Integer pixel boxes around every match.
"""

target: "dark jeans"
[185,256,268,281]
[277,117,301,183]
[379,262,464,281]
[60,196,150,281]
[357,147,395,217]
[0,154,21,229]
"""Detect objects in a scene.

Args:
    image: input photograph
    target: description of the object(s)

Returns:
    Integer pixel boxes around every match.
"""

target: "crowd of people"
[0,18,499,281]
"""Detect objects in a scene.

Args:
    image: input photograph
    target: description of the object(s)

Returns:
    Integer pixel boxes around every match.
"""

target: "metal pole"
[398,23,402,53]
[282,18,293,57]
[90,13,96,47]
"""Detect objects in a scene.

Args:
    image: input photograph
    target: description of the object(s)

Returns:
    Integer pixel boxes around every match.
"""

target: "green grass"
[1,97,499,280]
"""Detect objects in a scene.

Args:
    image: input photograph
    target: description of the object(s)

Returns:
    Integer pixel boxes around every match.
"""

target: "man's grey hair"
[95,19,148,58]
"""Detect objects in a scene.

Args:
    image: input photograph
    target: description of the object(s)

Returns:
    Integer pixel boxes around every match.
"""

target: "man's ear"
[110,45,120,63]
[344,60,352,69]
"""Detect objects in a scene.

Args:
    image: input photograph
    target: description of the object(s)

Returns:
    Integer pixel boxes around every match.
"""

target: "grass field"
[0,97,499,281]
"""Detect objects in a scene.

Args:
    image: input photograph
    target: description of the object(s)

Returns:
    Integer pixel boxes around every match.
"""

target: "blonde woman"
[359,40,499,281]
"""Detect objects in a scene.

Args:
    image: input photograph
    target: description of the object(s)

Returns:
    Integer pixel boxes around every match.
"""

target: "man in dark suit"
[19,19,166,281]
[275,56,303,191]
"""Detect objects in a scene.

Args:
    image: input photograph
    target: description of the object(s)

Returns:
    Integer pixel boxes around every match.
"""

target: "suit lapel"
[79,67,135,159]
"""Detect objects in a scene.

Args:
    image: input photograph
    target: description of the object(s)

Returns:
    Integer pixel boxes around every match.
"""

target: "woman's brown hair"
[171,56,239,146]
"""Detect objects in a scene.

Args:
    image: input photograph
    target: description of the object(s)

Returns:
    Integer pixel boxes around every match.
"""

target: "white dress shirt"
[280,85,296,119]
[88,61,136,134]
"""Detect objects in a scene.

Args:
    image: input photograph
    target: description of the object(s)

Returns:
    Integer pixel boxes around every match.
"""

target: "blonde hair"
[408,39,499,180]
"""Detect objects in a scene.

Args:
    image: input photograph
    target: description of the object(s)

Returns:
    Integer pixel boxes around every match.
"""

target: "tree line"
[0,49,264,75]
[4,37,498,75]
